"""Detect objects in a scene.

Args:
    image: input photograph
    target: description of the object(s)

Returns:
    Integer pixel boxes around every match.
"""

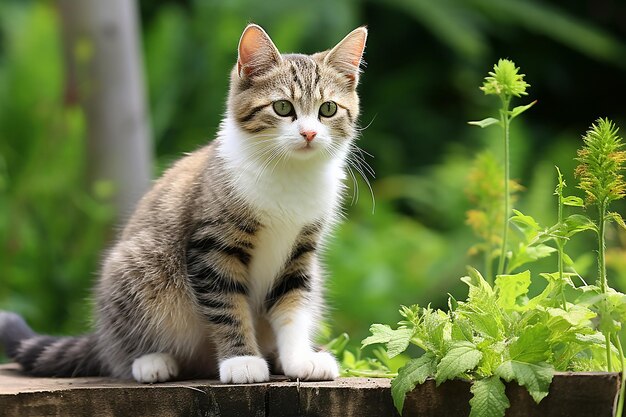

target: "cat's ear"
[325,27,368,85]
[237,24,281,78]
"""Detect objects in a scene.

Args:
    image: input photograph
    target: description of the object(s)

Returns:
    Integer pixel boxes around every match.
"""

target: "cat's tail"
[0,311,102,377]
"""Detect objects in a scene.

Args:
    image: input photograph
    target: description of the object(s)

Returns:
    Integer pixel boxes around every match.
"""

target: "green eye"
[319,101,337,118]
[273,100,294,117]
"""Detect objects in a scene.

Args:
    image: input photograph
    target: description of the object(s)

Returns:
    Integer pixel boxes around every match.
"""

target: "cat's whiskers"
[225,140,280,186]
[343,139,375,212]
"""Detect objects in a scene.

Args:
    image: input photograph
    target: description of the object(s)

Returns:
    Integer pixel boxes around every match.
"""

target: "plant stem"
[614,334,625,417]
[557,193,567,311]
[598,202,608,294]
[497,97,511,276]
[598,201,612,372]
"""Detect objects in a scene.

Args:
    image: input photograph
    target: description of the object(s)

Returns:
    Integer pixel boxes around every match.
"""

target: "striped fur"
[0,24,367,383]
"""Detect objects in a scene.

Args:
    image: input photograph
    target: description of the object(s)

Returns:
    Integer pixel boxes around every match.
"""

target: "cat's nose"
[300,131,317,142]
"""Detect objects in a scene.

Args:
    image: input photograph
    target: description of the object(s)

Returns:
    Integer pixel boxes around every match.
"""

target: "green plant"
[362,60,626,416]
[575,118,626,372]
[469,59,536,279]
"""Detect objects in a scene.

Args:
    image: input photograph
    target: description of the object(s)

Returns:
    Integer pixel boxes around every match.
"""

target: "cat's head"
[226,24,367,162]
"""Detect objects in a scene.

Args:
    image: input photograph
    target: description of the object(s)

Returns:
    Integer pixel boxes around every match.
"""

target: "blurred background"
[1,0,626,357]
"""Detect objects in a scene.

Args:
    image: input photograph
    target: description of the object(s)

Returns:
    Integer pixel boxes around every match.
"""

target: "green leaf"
[509,324,551,363]
[462,268,496,300]
[562,214,597,236]
[417,307,450,354]
[325,333,350,356]
[391,353,437,414]
[468,117,500,128]
[362,324,413,358]
[459,269,503,339]
[507,244,556,273]
[562,195,584,207]
[496,360,554,403]
[608,211,626,230]
[546,305,596,328]
[510,209,541,239]
[469,376,510,417]
[509,100,537,120]
[495,270,531,310]
[435,341,483,385]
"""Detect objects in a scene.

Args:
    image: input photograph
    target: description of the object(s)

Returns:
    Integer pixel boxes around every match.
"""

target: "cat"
[0,23,368,384]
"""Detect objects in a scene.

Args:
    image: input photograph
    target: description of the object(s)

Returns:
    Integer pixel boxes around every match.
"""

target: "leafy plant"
[324,333,394,378]
[362,60,626,416]
[469,58,536,279]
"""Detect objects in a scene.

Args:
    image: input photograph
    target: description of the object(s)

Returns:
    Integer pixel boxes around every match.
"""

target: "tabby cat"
[0,23,367,384]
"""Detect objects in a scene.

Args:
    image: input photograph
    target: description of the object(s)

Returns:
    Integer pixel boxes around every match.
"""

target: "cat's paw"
[132,353,179,383]
[219,356,270,384]
[282,351,339,381]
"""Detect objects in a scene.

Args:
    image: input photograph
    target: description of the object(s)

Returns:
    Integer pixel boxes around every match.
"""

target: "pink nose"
[300,131,317,142]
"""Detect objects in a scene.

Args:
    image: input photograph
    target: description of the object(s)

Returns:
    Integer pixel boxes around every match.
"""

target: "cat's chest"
[247,218,304,309]
[239,161,343,223]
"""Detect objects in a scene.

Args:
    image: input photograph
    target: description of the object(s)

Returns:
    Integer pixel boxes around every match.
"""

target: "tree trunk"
[58,0,153,220]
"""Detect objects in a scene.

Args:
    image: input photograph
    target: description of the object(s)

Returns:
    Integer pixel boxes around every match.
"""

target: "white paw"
[282,351,339,381]
[219,356,270,384]
[132,353,179,383]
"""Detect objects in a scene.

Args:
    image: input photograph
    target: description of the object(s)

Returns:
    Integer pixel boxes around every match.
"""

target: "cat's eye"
[273,100,294,117]
[319,101,337,118]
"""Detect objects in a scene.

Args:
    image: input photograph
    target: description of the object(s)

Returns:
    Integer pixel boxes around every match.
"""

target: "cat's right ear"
[237,24,281,78]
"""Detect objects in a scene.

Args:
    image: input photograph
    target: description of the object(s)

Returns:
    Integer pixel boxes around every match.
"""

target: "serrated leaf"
[362,324,413,358]
[608,211,626,230]
[391,353,437,413]
[562,214,597,236]
[546,305,595,328]
[507,244,556,273]
[510,209,541,238]
[469,376,510,417]
[362,324,395,346]
[459,269,503,339]
[417,307,450,354]
[508,100,537,120]
[468,117,500,128]
[462,268,496,300]
[495,270,531,310]
[496,360,554,403]
[509,324,551,363]
[451,318,474,343]
[436,341,483,385]
[525,244,557,259]
[562,195,584,207]
[606,288,626,324]
[460,307,503,340]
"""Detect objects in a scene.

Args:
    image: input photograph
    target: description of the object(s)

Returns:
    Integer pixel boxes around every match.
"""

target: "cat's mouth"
[293,141,320,157]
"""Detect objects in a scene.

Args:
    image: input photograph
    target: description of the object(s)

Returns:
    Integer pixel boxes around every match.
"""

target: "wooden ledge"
[0,364,621,417]
[0,364,395,417]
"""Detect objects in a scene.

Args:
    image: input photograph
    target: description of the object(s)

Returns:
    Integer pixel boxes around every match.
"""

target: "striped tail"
[0,311,101,377]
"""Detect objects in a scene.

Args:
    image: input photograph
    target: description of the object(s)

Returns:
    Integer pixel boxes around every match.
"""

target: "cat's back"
[121,143,216,240]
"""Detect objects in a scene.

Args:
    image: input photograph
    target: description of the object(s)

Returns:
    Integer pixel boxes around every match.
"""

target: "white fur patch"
[219,356,270,384]
[281,351,339,381]
[132,353,179,383]
[271,305,338,381]
[217,116,347,310]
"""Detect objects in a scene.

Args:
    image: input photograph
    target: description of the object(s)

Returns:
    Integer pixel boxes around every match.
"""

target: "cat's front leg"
[187,246,269,383]
[270,304,339,381]
[266,262,339,381]
[208,292,270,384]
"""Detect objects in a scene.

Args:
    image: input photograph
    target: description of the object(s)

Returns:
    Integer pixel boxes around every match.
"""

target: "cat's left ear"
[325,27,368,85]
[237,24,282,78]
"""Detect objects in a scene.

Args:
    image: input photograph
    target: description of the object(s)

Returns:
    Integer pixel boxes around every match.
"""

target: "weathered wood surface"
[0,364,396,417]
[0,364,621,417]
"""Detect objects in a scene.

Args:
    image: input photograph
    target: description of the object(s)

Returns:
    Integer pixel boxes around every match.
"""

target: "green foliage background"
[1,0,626,354]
